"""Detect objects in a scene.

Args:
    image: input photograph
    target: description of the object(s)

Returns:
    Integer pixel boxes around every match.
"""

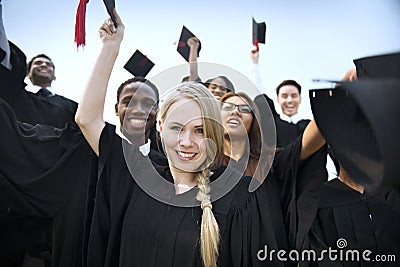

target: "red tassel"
[74,0,89,49]
[253,40,260,51]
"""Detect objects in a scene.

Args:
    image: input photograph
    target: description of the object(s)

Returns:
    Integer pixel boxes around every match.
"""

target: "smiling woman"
[220,91,263,180]
[160,98,211,176]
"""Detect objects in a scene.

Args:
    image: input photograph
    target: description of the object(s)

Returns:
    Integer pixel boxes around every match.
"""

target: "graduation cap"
[103,0,117,27]
[354,52,400,79]
[177,26,201,62]
[124,50,155,77]
[252,17,266,50]
[310,79,400,190]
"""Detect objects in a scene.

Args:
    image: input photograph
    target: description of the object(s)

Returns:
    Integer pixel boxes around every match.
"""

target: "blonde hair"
[159,82,223,267]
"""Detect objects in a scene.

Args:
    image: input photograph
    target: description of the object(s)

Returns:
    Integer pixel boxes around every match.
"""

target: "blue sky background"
[3,0,400,123]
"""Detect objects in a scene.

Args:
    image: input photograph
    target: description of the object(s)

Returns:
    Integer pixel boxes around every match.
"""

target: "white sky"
[3,0,400,125]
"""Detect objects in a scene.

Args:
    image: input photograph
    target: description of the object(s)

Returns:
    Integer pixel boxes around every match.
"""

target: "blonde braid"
[196,168,219,267]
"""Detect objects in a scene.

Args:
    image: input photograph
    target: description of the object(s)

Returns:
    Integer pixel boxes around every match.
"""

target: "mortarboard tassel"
[74,0,89,48]
[253,40,259,51]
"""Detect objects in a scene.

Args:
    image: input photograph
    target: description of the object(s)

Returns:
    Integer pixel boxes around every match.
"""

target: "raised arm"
[75,10,124,156]
[188,36,200,81]
[249,46,267,95]
[300,119,326,160]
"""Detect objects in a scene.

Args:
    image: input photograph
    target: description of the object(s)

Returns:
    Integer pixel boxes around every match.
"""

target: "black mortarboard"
[354,52,400,79]
[103,0,117,27]
[310,79,400,190]
[252,17,266,48]
[177,26,201,62]
[124,50,155,77]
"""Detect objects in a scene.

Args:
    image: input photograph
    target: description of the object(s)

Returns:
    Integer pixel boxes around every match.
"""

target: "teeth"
[227,119,240,125]
[129,118,146,125]
[177,151,196,158]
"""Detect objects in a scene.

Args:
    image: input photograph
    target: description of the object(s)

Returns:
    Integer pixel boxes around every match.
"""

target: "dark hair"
[205,76,235,93]
[275,79,301,95]
[116,76,159,104]
[27,54,54,73]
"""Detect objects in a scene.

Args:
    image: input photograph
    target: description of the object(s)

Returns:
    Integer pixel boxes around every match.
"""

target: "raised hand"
[98,9,125,47]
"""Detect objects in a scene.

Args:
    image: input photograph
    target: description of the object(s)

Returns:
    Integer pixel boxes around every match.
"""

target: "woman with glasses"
[219,91,330,264]
[219,92,264,180]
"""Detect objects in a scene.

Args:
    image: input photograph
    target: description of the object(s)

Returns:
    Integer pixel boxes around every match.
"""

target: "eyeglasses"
[221,102,252,114]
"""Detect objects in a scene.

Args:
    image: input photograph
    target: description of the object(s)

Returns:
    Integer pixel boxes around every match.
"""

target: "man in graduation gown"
[254,93,310,148]
[26,53,77,115]
[0,4,95,266]
[0,39,77,128]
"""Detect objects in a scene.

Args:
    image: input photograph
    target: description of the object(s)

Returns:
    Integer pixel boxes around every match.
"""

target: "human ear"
[114,103,119,115]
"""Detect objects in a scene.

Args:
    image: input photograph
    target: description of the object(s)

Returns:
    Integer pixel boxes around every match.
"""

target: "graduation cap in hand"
[103,0,117,27]
[310,79,400,190]
[354,52,400,79]
[252,17,266,50]
[124,50,155,77]
[177,26,201,62]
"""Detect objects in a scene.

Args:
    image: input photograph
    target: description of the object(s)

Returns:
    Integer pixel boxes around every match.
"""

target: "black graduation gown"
[87,123,295,267]
[220,153,291,256]
[304,179,400,267]
[0,98,95,267]
[254,93,310,148]
[267,133,328,252]
[0,41,97,266]
[274,117,310,148]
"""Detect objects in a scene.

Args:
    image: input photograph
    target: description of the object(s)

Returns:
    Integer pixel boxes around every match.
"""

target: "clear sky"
[3,0,400,124]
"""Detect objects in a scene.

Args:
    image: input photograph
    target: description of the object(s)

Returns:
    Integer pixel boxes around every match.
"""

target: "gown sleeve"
[272,134,328,251]
[0,98,90,217]
[87,123,114,266]
[0,98,96,266]
[87,123,138,266]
